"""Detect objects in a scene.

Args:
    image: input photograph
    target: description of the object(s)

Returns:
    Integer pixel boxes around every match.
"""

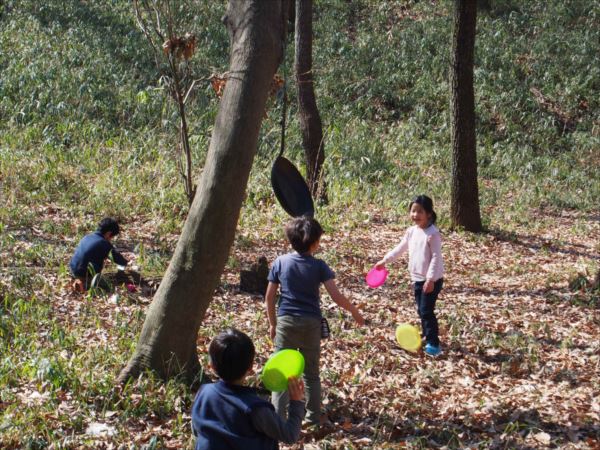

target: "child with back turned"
[191,328,305,449]
[265,216,365,426]
[376,195,445,356]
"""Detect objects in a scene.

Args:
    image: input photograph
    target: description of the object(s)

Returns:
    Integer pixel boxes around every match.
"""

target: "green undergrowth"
[1,0,598,230]
[1,0,599,447]
[0,284,196,447]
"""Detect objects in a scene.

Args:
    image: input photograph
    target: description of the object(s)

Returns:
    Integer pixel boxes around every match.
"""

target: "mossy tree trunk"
[450,0,483,232]
[295,0,326,201]
[118,0,289,384]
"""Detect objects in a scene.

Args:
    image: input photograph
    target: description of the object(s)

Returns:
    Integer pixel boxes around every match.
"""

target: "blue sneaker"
[425,343,442,357]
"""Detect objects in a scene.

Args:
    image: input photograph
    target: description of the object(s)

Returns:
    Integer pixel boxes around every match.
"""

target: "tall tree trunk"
[450,0,482,232]
[118,0,288,384]
[295,0,326,201]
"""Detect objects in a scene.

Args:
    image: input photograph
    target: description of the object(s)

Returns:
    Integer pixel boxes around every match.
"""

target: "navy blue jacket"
[69,231,127,277]
[192,381,278,450]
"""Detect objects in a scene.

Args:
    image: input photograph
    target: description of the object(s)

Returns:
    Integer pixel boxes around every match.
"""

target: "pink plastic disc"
[366,267,388,288]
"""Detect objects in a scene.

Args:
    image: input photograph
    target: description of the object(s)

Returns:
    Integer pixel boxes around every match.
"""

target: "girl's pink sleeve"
[383,229,410,263]
[426,232,444,281]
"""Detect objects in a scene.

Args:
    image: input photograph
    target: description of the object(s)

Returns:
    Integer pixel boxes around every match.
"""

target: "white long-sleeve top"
[382,225,444,282]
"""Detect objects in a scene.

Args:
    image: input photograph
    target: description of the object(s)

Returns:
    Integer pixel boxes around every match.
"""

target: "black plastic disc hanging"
[271,156,314,217]
[270,50,315,218]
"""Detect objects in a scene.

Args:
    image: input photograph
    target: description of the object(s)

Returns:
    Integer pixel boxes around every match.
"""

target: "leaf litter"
[1,207,598,449]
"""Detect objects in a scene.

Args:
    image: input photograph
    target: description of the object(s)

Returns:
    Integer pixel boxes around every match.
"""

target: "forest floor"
[6,207,600,449]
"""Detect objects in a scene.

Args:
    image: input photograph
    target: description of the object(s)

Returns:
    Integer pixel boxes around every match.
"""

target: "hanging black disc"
[271,156,315,217]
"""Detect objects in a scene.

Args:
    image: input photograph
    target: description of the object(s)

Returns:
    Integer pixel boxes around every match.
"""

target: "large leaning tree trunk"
[295,0,326,201]
[119,0,289,384]
[450,0,483,232]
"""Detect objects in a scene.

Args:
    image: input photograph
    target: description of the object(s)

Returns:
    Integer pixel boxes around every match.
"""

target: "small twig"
[148,0,165,41]
[133,0,160,59]
[183,78,208,105]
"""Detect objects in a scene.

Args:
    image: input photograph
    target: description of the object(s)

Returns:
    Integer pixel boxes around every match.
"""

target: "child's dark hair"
[285,216,324,254]
[97,217,120,236]
[410,195,437,225]
[208,328,255,382]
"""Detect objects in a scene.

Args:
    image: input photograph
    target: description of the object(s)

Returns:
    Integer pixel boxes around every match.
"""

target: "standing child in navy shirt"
[376,195,445,356]
[191,328,305,449]
[265,216,365,426]
[69,217,127,290]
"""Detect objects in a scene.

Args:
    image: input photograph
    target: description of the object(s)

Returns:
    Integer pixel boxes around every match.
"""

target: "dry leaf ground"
[209,208,599,449]
[2,207,598,449]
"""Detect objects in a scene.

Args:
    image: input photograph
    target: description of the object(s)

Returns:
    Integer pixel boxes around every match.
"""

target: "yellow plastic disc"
[395,323,422,352]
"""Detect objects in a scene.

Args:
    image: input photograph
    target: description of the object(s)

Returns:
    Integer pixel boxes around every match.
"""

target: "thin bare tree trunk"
[295,0,326,201]
[170,58,195,204]
[119,0,289,384]
[450,0,482,232]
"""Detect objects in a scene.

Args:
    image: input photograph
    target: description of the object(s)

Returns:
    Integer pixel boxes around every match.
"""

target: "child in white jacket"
[376,195,445,356]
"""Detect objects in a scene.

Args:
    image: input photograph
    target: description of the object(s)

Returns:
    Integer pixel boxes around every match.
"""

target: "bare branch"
[133,0,198,206]
[183,78,207,105]
[138,0,165,41]
[133,0,158,53]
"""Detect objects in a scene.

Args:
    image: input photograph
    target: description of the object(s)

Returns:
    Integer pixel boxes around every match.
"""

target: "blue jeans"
[413,279,443,347]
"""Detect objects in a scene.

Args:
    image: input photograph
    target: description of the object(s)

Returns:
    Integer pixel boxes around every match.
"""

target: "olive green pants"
[272,315,321,425]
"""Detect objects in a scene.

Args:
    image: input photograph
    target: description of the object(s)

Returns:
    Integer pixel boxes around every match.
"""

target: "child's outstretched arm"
[109,247,128,268]
[265,281,279,339]
[323,279,365,325]
[250,377,305,444]
[375,231,409,268]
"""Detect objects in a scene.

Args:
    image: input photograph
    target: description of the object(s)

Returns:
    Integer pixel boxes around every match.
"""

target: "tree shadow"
[393,407,598,449]
[315,397,599,448]
[538,209,600,224]
[443,282,597,310]
[488,228,599,261]
[443,285,551,298]
[477,0,522,18]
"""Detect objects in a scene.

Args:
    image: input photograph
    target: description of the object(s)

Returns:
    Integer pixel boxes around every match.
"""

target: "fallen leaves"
[2,207,599,448]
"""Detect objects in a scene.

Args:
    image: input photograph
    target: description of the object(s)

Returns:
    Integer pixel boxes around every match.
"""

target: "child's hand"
[287,376,305,402]
[423,279,434,294]
[374,260,386,269]
[269,325,276,340]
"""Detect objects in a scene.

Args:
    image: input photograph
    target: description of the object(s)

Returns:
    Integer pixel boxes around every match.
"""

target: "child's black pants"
[413,278,443,347]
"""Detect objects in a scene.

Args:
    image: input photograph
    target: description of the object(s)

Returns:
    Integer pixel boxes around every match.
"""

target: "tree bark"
[118,0,288,384]
[295,0,326,201]
[450,0,482,232]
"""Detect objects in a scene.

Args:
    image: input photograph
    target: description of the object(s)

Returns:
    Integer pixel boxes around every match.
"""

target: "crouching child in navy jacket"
[69,217,127,291]
[191,328,306,450]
